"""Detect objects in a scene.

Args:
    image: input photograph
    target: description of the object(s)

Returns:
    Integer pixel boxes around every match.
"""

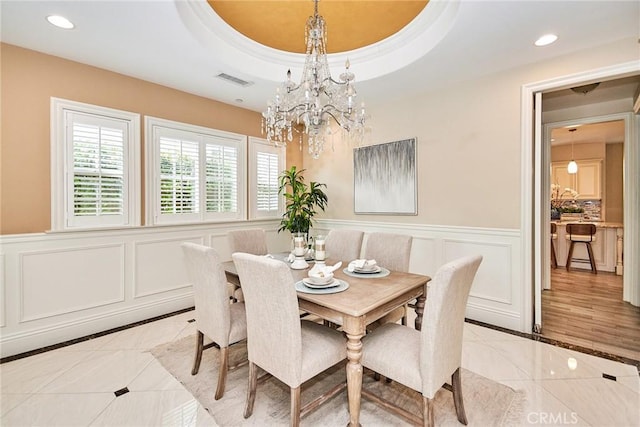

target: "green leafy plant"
[277,166,328,235]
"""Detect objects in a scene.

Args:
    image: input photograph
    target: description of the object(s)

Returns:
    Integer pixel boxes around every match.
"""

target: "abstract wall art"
[353,137,417,214]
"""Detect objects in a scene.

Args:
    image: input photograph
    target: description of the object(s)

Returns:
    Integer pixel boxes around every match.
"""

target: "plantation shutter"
[66,112,128,227]
[256,151,280,213]
[205,139,239,217]
[157,132,200,219]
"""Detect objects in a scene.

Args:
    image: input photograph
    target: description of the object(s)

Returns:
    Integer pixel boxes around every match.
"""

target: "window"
[51,98,140,230]
[146,117,246,225]
[248,137,285,219]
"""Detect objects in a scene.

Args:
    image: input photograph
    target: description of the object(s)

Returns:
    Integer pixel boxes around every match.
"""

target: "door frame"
[521,60,640,333]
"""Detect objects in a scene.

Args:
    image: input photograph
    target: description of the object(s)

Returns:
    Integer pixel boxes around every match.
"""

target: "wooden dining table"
[223,255,431,427]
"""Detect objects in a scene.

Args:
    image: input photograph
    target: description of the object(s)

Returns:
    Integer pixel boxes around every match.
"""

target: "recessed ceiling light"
[535,34,558,47]
[47,15,75,29]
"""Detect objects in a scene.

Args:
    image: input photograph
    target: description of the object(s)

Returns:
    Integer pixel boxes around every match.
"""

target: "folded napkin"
[309,262,342,277]
[347,259,377,272]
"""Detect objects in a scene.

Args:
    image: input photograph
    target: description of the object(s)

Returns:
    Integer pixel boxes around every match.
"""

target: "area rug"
[150,335,526,426]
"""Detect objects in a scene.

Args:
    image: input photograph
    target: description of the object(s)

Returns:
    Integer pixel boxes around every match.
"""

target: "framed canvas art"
[354,138,417,214]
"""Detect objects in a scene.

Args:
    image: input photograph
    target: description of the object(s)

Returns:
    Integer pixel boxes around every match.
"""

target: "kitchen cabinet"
[551,159,602,200]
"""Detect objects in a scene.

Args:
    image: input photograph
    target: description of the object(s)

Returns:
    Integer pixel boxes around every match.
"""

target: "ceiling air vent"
[215,73,253,87]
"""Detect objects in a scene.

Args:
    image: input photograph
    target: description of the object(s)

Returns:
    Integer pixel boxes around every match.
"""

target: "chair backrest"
[420,255,482,398]
[325,229,364,261]
[566,223,596,240]
[363,232,413,272]
[228,228,268,255]
[232,252,303,388]
[181,242,232,346]
[550,223,557,234]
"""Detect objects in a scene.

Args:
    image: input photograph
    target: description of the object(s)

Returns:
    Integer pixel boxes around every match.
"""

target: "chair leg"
[214,346,229,400]
[422,396,435,427]
[566,241,575,271]
[550,239,557,268]
[586,242,597,274]
[244,361,258,418]
[191,331,204,375]
[290,386,301,427]
[452,368,468,425]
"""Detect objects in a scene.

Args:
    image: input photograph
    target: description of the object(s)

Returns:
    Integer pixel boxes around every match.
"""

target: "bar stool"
[565,223,597,274]
[550,223,558,268]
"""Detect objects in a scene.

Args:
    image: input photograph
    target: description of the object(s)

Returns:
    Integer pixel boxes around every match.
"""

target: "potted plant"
[277,166,328,238]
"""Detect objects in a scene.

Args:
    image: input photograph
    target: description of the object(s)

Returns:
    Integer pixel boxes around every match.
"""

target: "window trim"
[145,116,247,226]
[50,98,141,231]
[248,136,285,220]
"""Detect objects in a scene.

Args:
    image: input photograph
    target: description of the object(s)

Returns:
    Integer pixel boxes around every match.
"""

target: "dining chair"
[325,229,364,261]
[360,255,483,427]
[232,252,347,427]
[550,222,558,269]
[228,228,269,255]
[565,223,597,273]
[227,228,269,302]
[181,242,248,400]
[363,232,413,327]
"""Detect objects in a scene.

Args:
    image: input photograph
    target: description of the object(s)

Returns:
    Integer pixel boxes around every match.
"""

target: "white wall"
[0,221,289,358]
[1,219,520,358]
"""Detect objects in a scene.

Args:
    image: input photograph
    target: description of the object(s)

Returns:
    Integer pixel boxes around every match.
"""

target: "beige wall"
[551,143,606,162]
[1,43,262,235]
[605,142,624,222]
[302,37,639,229]
[3,35,638,234]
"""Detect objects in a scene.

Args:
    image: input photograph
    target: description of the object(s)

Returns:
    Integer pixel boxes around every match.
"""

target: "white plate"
[295,280,349,294]
[353,266,381,274]
[302,277,339,288]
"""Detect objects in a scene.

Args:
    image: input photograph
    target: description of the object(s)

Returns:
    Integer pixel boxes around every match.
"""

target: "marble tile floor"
[1,311,638,426]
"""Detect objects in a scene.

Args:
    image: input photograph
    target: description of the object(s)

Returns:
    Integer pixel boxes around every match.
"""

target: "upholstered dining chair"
[360,255,483,427]
[228,228,269,255]
[565,223,597,273]
[232,252,347,427]
[227,228,269,302]
[363,232,413,326]
[325,229,364,261]
[181,242,248,400]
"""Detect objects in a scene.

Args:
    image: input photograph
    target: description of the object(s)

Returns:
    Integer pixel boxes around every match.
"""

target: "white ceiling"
[1,0,639,115]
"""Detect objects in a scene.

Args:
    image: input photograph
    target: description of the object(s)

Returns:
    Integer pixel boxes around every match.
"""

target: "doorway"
[541,116,639,360]
[521,62,640,361]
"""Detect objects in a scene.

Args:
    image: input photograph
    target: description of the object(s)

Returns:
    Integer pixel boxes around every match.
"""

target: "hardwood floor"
[541,268,640,361]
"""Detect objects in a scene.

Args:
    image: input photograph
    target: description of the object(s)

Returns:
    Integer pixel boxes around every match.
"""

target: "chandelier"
[261,0,368,159]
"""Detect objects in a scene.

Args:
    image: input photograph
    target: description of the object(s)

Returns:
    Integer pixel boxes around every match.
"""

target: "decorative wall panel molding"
[133,237,202,299]
[316,219,522,332]
[19,244,125,322]
[1,218,522,358]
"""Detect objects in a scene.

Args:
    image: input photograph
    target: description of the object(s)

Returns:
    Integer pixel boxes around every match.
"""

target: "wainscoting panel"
[0,254,5,328]
[133,237,202,299]
[0,220,282,358]
[443,239,513,305]
[20,244,125,322]
[1,219,523,358]
[317,220,523,331]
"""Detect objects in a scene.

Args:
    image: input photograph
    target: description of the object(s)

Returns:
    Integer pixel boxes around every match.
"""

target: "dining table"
[222,254,431,427]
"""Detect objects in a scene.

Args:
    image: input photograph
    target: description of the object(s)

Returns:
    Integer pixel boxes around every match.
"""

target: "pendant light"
[567,128,578,174]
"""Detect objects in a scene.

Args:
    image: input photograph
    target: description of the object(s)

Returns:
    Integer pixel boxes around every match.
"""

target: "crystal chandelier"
[261,0,368,159]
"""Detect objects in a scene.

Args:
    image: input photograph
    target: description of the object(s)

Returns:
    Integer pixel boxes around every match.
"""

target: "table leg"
[343,316,365,427]
[414,294,426,331]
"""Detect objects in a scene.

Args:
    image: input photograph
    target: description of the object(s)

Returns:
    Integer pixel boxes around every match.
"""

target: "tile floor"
[1,310,638,426]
